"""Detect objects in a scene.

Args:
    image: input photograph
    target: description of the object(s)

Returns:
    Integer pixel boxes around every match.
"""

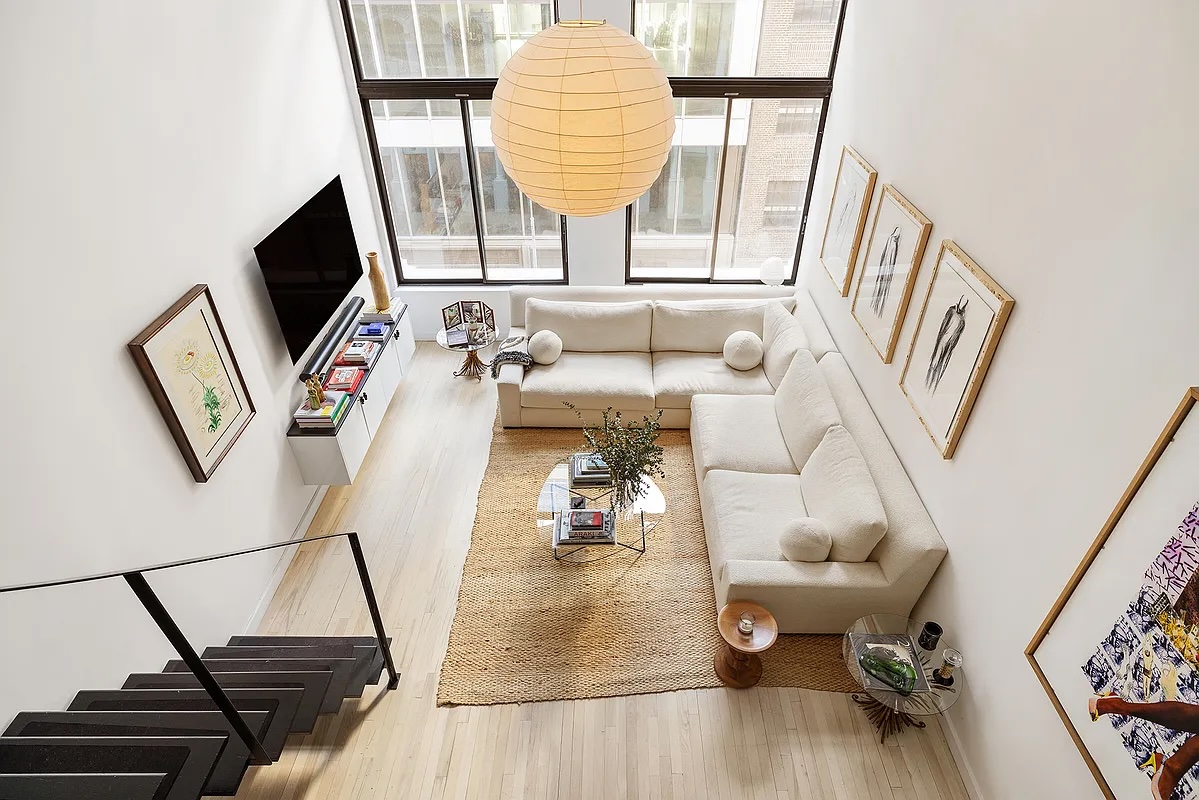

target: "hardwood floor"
[231,344,970,800]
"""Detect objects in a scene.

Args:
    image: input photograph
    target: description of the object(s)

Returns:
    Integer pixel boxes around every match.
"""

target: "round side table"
[714,601,778,689]
[435,327,496,379]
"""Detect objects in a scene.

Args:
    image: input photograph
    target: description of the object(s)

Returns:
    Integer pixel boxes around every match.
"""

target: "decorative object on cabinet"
[899,240,1014,458]
[1029,388,1199,800]
[819,146,877,296]
[491,20,673,216]
[127,284,255,483]
[365,251,390,314]
[850,185,932,362]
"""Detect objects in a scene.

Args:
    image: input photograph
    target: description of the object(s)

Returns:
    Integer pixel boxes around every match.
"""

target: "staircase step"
[227,636,393,686]
[4,710,272,795]
[120,672,330,733]
[200,645,375,697]
[162,659,354,713]
[68,688,303,745]
[0,736,225,800]
[0,772,169,800]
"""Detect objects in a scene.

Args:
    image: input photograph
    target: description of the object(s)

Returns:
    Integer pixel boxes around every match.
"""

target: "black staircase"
[0,531,398,799]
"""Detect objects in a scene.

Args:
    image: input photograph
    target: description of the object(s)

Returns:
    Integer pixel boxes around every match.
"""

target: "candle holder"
[738,611,755,636]
[932,648,963,687]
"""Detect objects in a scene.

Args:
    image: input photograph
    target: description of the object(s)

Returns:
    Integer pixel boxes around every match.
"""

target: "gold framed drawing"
[819,145,877,297]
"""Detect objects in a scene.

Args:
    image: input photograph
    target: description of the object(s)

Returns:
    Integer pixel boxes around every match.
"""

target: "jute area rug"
[437,417,856,706]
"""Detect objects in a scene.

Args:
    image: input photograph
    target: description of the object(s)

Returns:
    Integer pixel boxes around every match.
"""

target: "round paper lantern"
[491,21,675,217]
[759,256,787,286]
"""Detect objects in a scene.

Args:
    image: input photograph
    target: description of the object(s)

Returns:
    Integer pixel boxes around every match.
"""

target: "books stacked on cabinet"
[568,453,612,488]
[333,340,378,367]
[354,321,389,342]
[554,508,616,547]
[293,390,350,429]
[323,366,365,393]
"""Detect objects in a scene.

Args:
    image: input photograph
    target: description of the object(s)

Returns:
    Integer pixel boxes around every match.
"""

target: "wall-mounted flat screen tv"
[254,175,362,362]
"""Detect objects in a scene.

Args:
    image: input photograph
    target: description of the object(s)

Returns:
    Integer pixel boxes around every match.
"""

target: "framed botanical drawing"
[898,240,1013,458]
[819,145,877,296]
[1028,389,1199,799]
[128,284,255,482]
[850,185,932,363]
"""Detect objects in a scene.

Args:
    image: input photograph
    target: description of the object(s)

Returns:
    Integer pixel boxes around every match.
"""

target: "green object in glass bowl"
[859,652,918,696]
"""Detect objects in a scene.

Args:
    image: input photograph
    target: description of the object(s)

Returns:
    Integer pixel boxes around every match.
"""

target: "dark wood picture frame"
[1027,388,1199,798]
[128,284,256,483]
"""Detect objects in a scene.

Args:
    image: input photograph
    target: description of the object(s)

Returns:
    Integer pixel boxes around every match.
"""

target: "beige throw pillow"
[527,330,562,365]
[799,426,887,562]
[773,349,842,468]
[722,331,763,371]
[778,517,832,562]
[762,301,809,388]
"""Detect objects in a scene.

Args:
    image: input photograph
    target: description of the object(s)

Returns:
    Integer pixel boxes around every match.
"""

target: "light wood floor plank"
[222,345,968,800]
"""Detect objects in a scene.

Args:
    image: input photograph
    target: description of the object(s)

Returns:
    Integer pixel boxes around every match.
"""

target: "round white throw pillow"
[779,517,832,562]
[723,330,764,371]
[528,330,563,365]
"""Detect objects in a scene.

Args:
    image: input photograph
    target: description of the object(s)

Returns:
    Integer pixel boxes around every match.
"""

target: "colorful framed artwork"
[819,145,877,296]
[1029,389,1199,799]
[850,185,932,363]
[442,302,462,331]
[898,240,1013,458]
[128,284,255,482]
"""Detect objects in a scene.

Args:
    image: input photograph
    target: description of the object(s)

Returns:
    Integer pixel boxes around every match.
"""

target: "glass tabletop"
[435,326,496,352]
[842,613,964,715]
[536,462,666,562]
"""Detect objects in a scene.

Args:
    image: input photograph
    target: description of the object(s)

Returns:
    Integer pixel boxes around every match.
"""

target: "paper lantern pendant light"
[491,20,675,217]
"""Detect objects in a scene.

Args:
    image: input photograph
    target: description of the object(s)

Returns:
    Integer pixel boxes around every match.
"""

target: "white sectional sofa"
[497,285,946,634]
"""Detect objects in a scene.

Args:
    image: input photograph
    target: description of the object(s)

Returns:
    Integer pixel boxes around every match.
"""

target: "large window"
[628,0,846,283]
[342,0,567,283]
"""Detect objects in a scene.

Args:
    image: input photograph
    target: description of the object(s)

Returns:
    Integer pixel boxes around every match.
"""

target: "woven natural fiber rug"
[437,416,856,706]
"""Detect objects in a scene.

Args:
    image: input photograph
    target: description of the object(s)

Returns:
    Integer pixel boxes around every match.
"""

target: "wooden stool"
[714,601,778,688]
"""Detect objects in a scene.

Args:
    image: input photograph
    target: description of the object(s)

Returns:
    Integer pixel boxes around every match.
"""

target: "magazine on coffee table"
[848,632,931,694]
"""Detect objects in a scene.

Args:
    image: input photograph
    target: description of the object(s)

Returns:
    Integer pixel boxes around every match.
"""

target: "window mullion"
[707,96,735,282]
[460,98,490,282]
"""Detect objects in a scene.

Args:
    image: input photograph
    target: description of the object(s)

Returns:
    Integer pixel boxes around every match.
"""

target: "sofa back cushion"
[525,298,653,352]
[650,298,797,353]
[800,425,888,562]
[763,301,808,388]
[774,349,842,467]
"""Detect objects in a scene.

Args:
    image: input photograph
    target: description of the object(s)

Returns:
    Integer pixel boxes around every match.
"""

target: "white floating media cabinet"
[287,300,416,485]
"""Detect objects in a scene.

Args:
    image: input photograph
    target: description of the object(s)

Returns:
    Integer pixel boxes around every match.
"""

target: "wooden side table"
[714,601,778,688]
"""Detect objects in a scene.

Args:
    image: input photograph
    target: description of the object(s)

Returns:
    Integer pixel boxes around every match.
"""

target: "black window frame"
[337,0,570,286]
[624,0,849,286]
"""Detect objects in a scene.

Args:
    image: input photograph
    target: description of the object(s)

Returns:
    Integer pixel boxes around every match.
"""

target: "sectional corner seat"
[496,285,947,634]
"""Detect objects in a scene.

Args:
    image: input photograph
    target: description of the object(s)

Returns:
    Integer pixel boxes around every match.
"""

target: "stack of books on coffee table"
[568,453,612,488]
[554,509,616,547]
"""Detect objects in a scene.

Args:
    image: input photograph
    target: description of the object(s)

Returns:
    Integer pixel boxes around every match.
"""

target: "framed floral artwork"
[850,185,932,363]
[128,284,255,482]
[819,145,877,296]
[1029,389,1199,799]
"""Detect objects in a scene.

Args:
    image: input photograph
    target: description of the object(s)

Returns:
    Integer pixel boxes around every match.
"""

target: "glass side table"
[435,327,496,379]
[536,462,665,563]
[842,613,964,742]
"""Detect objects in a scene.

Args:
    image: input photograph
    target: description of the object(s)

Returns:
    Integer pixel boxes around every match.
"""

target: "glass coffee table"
[843,613,965,742]
[536,462,665,563]
[435,327,496,379]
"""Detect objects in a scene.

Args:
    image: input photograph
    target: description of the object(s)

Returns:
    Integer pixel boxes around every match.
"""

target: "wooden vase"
[366,251,390,313]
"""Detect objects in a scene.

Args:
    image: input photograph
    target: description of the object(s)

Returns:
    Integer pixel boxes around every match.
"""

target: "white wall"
[0,0,381,723]
[800,2,1199,797]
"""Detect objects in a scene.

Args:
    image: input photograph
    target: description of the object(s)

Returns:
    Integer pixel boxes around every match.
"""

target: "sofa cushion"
[723,331,763,371]
[520,352,655,410]
[650,298,796,353]
[763,301,808,388]
[690,394,797,475]
[702,470,806,564]
[779,518,832,562]
[527,330,562,364]
[526,298,652,352]
[774,349,842,468]
[800,425,888,562]
[653,352,774,409]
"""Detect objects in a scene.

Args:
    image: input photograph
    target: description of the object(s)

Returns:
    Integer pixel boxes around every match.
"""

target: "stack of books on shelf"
[568,453,612,488]
[293,390,350,430]
[554,508,616,547]
[323,365,365,394]
[333,340,378,367]
[354,321,389,342]
[360,305,397,324]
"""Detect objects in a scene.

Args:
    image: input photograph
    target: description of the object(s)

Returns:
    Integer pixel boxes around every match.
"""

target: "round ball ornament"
[491,20,675,217]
